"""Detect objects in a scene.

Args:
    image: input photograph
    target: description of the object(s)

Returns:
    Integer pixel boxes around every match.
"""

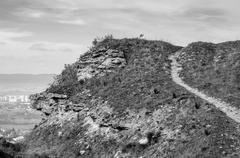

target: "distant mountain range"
[0,74,55,95]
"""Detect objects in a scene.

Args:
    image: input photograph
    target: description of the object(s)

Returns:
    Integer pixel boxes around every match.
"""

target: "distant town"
[0,95,30,104]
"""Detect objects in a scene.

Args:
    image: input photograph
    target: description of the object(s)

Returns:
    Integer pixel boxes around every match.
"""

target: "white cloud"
[1,0,240,73]
[27,12,45,18]
[30,42,84,52]
[0,40,87,74]
[0,29,33,42]
[17,8,45,18]
[0,27,86,73]
[57,19,87,26]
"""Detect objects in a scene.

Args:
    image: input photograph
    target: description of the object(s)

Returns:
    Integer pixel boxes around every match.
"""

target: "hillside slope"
[4,38,240,158]
[177,41,240,108]
[170,52,240,123]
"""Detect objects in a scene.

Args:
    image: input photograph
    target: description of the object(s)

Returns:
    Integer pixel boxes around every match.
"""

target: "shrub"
[47,64,80,96]
[92,34,113,46]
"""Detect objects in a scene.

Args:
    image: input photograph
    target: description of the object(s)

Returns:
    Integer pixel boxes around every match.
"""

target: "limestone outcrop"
[29,92,85,116]
[77,48,126,81]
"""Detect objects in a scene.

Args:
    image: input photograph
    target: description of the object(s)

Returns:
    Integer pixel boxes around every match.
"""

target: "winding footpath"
[169,52,240,123]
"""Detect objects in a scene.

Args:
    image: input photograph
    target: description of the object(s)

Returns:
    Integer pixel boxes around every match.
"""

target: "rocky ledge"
[76,48,126,81]
[30,92,86,117]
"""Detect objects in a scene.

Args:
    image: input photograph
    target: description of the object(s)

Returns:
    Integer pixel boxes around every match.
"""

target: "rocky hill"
[2,37,240,158]
[177,41,240,108]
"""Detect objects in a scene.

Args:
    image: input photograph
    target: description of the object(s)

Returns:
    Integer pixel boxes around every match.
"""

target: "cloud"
[0,39,87,74]
[57,19,87,26]
[17,9,45,18]
[0,29,33,41]
[29,42,85,52]
[30,43,54,51]
[0,0,240,73]
[0,29,33,46]
[178,7,227,24]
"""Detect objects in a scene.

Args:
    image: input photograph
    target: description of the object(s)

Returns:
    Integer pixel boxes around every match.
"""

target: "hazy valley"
[0,74,54,134]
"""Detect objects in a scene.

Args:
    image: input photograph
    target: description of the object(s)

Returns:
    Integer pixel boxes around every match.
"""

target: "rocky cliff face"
[77,48,126,81]
[9,38,240,158]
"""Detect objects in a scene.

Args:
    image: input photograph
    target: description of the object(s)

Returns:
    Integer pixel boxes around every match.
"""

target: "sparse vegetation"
[5,38,240,158]
[178,41,240,108]
[46,64,79,96]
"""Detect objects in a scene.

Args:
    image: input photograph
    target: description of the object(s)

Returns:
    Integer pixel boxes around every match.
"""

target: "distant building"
[9,96,17,103]
[0,95,30,103]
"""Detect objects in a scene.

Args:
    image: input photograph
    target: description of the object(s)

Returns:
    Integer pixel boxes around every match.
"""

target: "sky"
[0,0,240,74]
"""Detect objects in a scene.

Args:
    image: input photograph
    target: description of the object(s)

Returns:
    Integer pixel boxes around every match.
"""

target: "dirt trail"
[169,52,240,123]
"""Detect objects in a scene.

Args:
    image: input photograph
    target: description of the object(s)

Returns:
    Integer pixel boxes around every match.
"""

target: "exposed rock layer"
[77,48,126,81]
[30,92,85,116]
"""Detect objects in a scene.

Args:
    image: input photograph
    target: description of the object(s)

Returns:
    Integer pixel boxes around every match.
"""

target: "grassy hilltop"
[2,37,240,158]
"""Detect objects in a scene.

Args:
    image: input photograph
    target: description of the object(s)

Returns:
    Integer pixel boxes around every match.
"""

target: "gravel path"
[169,52,240,123]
